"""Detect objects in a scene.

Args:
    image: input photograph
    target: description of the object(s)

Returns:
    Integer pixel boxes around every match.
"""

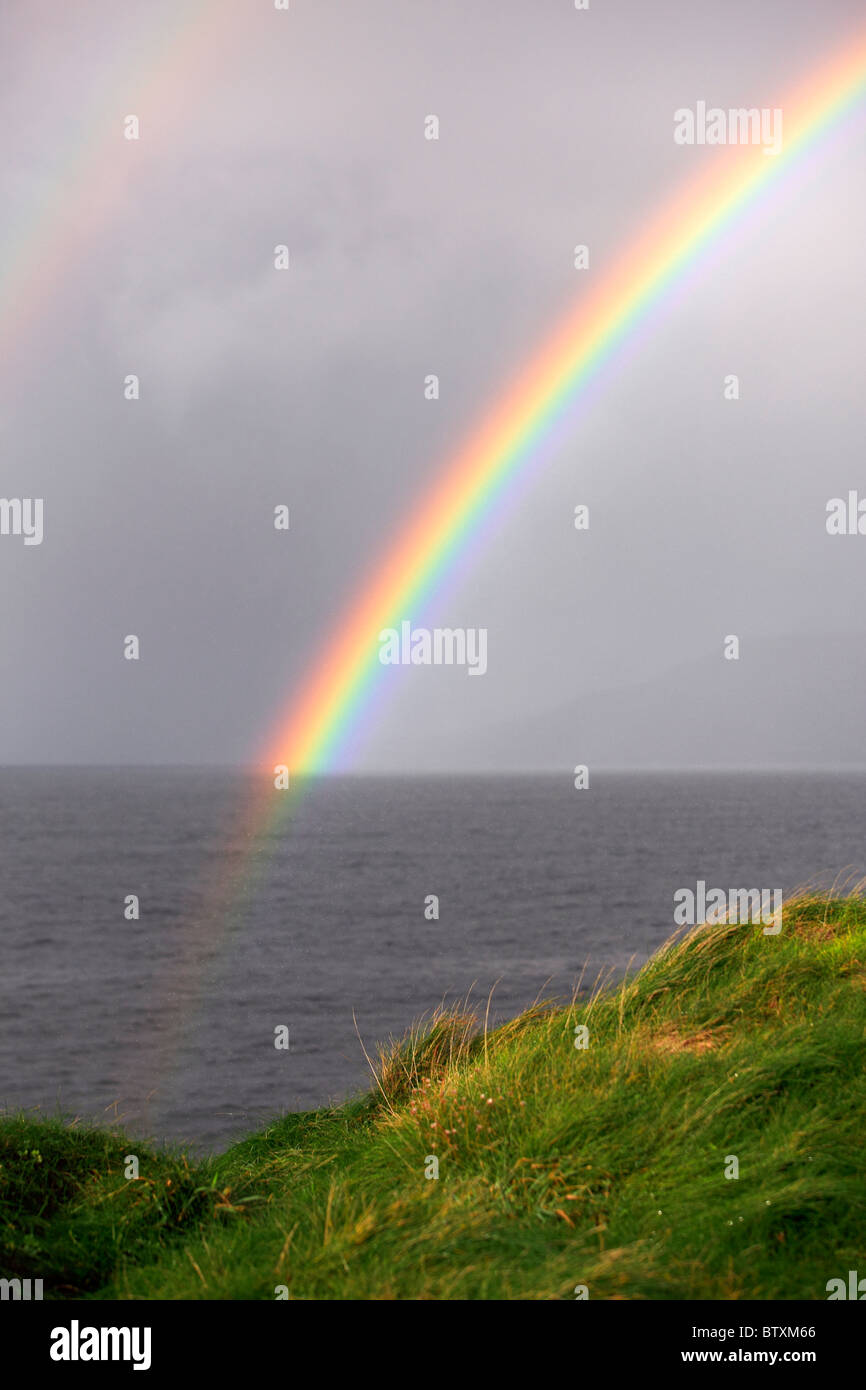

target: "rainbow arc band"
[94,29,866,1110]
[262,36,866,780]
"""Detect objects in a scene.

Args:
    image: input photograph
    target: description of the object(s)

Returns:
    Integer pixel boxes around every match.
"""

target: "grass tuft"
[2,890,864,1300]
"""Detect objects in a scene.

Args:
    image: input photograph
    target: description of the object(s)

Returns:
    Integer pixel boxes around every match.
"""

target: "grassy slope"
[1,893,864,1300]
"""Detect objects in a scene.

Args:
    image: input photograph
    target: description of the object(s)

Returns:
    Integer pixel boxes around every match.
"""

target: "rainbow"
[0,1,238,365]
[261,35,866,780]
[46,23,856,1119]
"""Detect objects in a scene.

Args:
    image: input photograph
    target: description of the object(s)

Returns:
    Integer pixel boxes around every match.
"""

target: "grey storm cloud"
[1,0,865,768]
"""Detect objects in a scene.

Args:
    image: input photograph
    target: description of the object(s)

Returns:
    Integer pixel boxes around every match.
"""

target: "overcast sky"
[1,0,865,770]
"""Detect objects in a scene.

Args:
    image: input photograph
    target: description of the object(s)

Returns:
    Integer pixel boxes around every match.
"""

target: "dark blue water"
[1,769,863,1151]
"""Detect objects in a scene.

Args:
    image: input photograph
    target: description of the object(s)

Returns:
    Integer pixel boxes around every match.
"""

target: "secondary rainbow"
[0,1,238,365]
[261,35,866,781]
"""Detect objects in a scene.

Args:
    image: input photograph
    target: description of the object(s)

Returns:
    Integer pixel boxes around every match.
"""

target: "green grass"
[2,891,864,1300]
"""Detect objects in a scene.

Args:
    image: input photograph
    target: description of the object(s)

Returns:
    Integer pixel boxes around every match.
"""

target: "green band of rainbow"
[263,35,866,780]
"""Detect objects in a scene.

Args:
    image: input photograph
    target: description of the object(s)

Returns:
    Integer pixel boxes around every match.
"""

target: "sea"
[1,768,863,1152]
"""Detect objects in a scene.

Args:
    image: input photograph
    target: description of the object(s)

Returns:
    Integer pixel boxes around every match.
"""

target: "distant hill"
[449,632,866,770]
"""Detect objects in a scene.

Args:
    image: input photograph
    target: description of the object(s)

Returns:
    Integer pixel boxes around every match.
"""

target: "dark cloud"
[0,0,864,767]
